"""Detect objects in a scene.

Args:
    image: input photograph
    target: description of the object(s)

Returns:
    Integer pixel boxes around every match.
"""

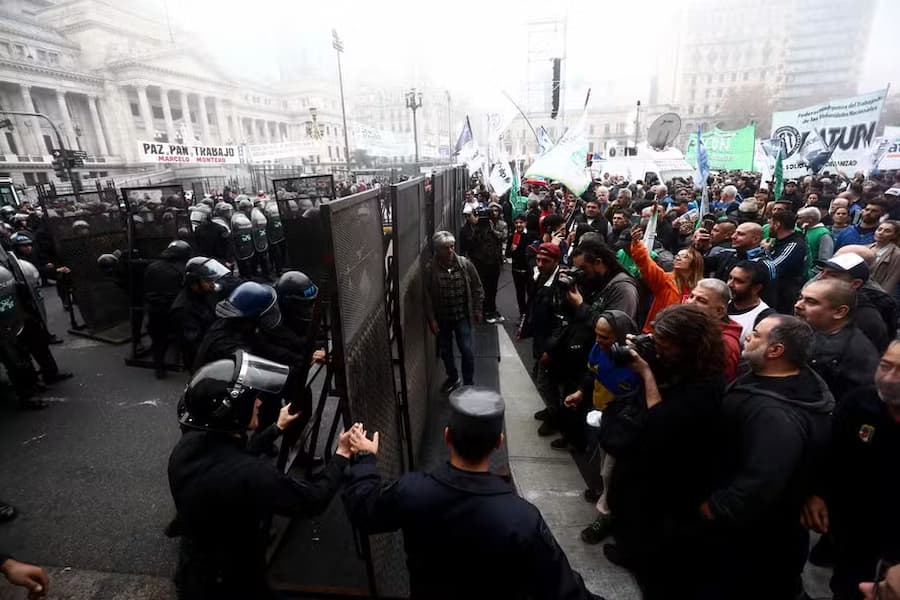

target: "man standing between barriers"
[424,230,484,393]
[343,387,604,600]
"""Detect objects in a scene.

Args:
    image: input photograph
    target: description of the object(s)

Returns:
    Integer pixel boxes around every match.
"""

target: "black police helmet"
[179,351,290,433]
[215,281,281,329]
[9,231,33,248]
[161,239,192,260]
[274,271,318,305]
[237,197,253,212]
[97,253,119,274]
[183,256,230,287]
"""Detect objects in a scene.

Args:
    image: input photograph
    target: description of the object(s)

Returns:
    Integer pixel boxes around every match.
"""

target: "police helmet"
[213,202,233,220]
[236,196,253,212]
[184,256,230,287]
[200,197,214,208]
[0,205,15,221]
[97,253,119,274]
[9,231,33,248]
[179,351,290,433]
[160,239,192,261]
[215,281,281,329]
[17,258,40,289]
[72,220,90,236]
[274,271,318,305]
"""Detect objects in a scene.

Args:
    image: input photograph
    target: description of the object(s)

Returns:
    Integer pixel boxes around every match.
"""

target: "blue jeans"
[438,318,474,384]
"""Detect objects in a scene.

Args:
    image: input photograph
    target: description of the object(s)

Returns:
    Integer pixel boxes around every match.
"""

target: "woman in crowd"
[562,311,641,545]
[629,225,704,332]
[830,205,851,236]
[602,304,726,599]
[869,219,900,297]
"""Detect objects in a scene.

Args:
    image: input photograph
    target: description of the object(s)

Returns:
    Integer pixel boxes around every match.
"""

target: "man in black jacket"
[795,279,880,404]
[170,352,353,600]
[703,222,766,282]
[762,211,807,314]
[802,338,900,600]
[697,315,834,600]
[343,387,602,600]
[818,252,896,353]
[507,214,538,317]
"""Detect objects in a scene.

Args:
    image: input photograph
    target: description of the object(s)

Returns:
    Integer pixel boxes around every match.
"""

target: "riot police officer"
[98,248,150,353]
[0,262,42,409]
[230,205,254,280]
[193,281,291,371]
[249,203,270,279]
[343,387,603,600]
[144,240,191,378]
[265,203,285,275]
[14,255,71,386]
[168,351,353,600]
[209,202,233,265]
[170,257,230,371]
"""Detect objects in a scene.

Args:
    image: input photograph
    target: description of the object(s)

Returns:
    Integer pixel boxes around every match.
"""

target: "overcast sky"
[170,0,898,112]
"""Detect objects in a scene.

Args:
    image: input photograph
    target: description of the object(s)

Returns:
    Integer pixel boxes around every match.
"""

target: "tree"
[714,84,773,135]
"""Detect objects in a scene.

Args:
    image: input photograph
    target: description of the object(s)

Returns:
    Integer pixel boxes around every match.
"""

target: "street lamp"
[405,88,423,165]
[332,29,352,178]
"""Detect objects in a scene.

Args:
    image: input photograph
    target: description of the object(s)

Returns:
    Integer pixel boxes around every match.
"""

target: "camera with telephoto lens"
[609,333,656,367]
[556,267,586,292]
[474,206,493,221]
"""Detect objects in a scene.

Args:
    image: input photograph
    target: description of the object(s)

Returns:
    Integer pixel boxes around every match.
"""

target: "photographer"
[601,304,726,598]
[528,243,566,437]
[466,203,507,324]
[563,311,641,545]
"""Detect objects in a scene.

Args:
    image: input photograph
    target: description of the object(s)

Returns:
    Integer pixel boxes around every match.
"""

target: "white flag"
[489,161,513,197]
[525,117,590,195]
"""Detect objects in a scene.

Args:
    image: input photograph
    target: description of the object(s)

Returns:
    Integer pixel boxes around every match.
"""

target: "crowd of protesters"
[440,166,900,599]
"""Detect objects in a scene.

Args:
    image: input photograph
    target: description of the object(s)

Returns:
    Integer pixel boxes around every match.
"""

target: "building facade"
[0,0,351,190]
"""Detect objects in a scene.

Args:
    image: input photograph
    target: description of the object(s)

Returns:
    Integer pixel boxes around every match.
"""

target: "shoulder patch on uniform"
[858,424,875,444]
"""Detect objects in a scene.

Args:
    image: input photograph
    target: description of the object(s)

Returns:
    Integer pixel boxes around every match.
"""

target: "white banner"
[246,141,317,163]
[880,125,900,170]
[136,141,241,165]
[770,88,888,176]
[489,161,513,197]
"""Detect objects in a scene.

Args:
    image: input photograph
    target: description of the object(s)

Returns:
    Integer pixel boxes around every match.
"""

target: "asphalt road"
[0,290,182,580]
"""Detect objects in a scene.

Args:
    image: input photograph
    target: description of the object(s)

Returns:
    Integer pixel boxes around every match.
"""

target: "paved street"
[0,291,180,597]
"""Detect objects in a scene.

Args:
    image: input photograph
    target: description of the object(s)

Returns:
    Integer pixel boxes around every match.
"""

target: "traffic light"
[51,148,68,180]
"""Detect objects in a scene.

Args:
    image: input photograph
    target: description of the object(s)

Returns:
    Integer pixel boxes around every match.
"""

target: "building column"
[87,93,109,155]
[135,85,154,139]
[19,85,45,155]
[55,90,76,148]
[159,88,176,144]
[214,97,230,144]
[230,104,241,142]
[263,120,273,144]
[180,91,195,143]
[197,95,211,143]
[0,90,26,156]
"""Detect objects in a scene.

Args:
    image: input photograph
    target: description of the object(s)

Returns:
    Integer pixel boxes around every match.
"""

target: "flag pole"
[501,90,539,143]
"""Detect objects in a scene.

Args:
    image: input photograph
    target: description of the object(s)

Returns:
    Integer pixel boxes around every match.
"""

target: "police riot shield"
[264,202,284,244]
[0,263,24,338]
[231,212,255,260]
[37,182,131,340]
[122,185,189,260]
[13,256,46,323]
[270,174,335,281]
[189,204,211,232]
[250,207,269,252]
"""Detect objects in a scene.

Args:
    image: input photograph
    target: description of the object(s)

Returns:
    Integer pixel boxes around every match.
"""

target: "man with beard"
[802,338,900,600]
[697,315,833,600]
[727,261,774,342]
[835,199,888,250]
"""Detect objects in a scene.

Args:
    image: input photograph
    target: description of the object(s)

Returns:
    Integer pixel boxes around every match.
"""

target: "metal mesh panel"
[121,185,188,259]
[39,186,130,332]
[271,175,335,284]
[321,187,407,597]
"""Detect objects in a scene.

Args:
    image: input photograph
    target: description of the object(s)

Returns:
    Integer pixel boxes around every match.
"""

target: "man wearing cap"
[424,231,484,393]
[343,387,603,600]
[817,253,894,353]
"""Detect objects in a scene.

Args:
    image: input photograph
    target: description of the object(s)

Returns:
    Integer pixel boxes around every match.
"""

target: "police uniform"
[342,387,601,600]
[168,352,349,600]
[143,243,189,376]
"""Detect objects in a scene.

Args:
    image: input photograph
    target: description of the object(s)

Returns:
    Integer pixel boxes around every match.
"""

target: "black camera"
[474,206,493,221]
[609,333,656,366]
[556,267,586,292]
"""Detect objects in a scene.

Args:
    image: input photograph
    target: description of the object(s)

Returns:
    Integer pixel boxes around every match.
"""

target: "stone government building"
[0,0,352,191]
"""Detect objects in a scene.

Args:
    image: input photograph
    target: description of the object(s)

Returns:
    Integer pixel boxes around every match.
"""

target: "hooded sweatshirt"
[577,310,642,411]
[704,368,834,579]
[720,318,744,383]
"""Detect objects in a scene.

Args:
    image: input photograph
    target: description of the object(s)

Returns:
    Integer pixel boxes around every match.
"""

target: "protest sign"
[685,125,755,171]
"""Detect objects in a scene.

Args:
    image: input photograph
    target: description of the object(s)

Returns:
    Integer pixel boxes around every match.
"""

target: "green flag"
[685,124,756,171]
[510,163,528,215]
[773,149,784,201]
